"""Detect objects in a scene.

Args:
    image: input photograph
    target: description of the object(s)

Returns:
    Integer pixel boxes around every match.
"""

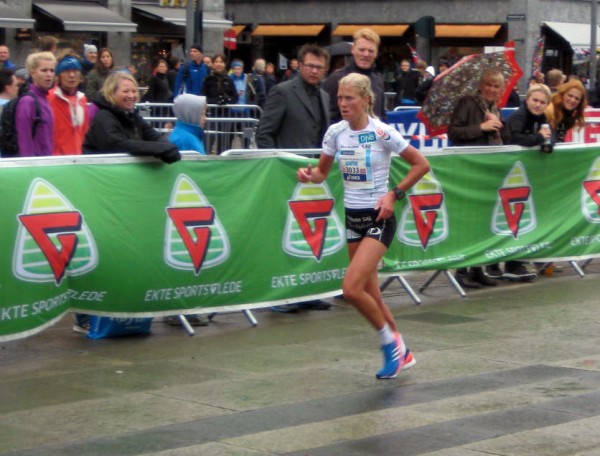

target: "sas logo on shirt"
[375,129,390,141]
[358,132,376,144]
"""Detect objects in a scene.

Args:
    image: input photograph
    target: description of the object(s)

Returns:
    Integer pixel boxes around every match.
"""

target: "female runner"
[297,73,430,378]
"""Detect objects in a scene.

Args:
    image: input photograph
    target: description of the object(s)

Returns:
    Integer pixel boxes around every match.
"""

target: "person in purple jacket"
[16,52,56,156]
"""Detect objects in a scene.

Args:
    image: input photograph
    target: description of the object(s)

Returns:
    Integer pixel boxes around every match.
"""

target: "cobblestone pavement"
[2,261,600,455]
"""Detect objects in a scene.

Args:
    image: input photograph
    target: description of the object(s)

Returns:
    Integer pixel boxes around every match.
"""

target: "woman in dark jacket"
[501,83,553,282]
[506,83,553,147]
[142,58,172,103]
[202,53,238,153]
[202,53,238,105]
[85,47,114,99]
[84,72,180,163]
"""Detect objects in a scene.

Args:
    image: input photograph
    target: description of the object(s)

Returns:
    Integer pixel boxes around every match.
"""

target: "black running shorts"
[345,208,396,248]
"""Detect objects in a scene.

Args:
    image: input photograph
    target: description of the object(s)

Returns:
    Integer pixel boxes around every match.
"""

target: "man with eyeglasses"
[256,44,330,150]
[322,28,385,123]
[256,44,333,313]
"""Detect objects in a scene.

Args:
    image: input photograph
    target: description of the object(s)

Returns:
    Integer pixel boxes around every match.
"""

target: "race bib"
[339,148,374,189]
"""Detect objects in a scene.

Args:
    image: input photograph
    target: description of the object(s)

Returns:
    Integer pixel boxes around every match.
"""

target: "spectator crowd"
[0,29,593,331]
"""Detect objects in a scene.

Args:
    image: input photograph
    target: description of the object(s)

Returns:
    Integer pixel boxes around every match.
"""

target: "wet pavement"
[2,262,600,456]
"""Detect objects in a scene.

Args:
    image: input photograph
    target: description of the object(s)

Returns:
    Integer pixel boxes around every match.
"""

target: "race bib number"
[339,148,374,189]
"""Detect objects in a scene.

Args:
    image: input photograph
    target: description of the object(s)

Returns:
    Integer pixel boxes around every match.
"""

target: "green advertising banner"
[1,144,600,341]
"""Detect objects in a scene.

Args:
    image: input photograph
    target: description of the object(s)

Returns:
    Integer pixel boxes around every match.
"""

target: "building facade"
[224,0,598,88]
[0,0,229,84]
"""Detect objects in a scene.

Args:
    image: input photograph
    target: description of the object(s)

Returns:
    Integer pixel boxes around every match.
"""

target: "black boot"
[455,268,482,289]
[471,266,497,286]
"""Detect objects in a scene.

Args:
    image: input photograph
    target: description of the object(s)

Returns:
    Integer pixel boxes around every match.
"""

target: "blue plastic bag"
[87,316,153,339]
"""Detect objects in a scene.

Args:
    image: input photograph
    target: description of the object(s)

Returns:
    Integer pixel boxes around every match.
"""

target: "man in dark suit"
[256,44,332,312]
[256,44,330,150]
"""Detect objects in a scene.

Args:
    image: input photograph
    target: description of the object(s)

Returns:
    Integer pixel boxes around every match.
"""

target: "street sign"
[507,14,526,21]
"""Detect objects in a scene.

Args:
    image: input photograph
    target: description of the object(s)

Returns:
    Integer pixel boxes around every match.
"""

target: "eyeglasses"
[302,63,326,71]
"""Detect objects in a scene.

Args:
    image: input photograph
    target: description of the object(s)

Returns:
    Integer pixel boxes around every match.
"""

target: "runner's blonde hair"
[339,72,377,119]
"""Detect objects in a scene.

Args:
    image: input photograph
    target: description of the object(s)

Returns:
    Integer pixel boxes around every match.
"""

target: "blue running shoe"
[376,341,416,379]
[376,340,400,379]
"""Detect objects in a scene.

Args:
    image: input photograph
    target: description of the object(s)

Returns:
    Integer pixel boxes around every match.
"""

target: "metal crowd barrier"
[135,102,263,155]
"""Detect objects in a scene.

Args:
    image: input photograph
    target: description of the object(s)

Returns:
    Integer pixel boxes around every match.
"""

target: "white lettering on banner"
[271,268,347,288]
[271,274,297,288]
[1,304,29,320]
[1,290,108,321]
[485,242,552,259]
[389,254,465,269]
[143,281,243,302]
[396,122,418,138]
[299,268,347,284]
[392,122,449,152]
[31,290,72,315]
[68,290,107,301]
[571,235,600,246]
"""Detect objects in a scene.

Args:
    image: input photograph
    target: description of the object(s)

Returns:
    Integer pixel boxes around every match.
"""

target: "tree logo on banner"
[582,156,600,223]
[491,161,537,238]
[164,174,230,274]
[397,170,448,250]
[13,178,98,285]
[283,182,345,261]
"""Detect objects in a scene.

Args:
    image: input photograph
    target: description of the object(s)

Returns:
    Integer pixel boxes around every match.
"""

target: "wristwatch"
[392,187,406,201]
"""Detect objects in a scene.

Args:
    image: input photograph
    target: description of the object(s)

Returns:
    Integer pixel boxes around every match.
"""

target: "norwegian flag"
[224,28,237,50]
[407,43,421,65]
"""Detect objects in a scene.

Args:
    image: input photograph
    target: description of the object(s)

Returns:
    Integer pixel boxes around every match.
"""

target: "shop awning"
[131,4,232,29]
[33,1,136,32]
[435,24,501,38]
[543,21,600,48]
[332,24,409,37]
[232,25,247,35]
[0,3,35,28]
[252,24,325,36]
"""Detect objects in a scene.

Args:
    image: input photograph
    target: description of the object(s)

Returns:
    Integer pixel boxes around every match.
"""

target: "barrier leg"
[444,270,467,297]
[243,309,258,327]
[419,270,466,298]
[204,309,258,328]
[418,270,441,293]
[569,260,585,278]
[380,276,396,292]
[581,259,593,270]
[379,275,421,305]
[178,315,195,336]
[396,275,422,305]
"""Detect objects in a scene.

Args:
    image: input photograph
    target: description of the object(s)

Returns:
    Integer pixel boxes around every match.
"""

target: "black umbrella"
[326,41,353,57]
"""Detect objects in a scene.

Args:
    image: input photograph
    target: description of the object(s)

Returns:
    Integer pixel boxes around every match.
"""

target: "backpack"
[0,91,42,157]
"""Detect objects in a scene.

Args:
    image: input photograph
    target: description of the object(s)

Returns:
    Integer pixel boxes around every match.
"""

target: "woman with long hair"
[85,47,115,100]
[142,58,172,103]
[545,78,588,143]
[297,73,430,379]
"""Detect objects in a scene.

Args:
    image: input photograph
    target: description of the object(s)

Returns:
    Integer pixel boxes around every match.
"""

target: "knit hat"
[14,67,29,81]
[56,56,83,75]
[190,43,203,52]
[84,44,97,57]
[231,60,243,68]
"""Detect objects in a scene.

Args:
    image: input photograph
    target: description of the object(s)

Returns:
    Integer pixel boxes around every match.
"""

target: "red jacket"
[49,87,90,155]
